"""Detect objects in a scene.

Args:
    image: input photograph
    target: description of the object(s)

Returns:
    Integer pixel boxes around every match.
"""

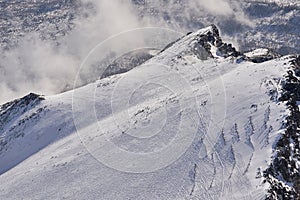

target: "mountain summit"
[0,26,299,199]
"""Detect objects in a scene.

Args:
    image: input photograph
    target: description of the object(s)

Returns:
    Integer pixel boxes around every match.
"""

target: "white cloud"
[196,0,234,16]
[0,0,253,104]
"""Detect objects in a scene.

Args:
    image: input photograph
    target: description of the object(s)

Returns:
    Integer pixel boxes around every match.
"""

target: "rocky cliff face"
[264,56,300,199]
[189,24,241,59]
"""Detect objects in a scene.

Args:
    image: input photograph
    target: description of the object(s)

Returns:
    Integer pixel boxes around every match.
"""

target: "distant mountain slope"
[132,0,300,55]
[0,25,298,199]
[0,0,299,55]
[0,0,79,49]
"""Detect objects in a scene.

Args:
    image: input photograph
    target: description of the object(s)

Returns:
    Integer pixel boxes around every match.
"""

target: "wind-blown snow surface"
[0,27,292,199]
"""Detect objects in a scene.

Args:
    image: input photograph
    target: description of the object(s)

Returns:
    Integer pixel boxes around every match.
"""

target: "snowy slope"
[0,26,295,199]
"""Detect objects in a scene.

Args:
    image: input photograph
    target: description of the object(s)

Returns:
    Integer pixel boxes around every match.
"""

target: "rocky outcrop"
[101,25,284,80]
[244,48,280,63]
[264,55,300,200]
[0,93,44,130]
[191,24,241,60]
[0,93,44,152]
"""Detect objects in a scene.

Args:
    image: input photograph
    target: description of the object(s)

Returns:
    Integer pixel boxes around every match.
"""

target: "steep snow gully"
[0,25,299,199]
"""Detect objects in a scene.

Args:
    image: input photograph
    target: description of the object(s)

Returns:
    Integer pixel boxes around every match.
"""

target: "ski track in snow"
[0,27,292,199]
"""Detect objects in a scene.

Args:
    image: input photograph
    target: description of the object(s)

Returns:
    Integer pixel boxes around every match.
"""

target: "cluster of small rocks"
[264,55,300,199]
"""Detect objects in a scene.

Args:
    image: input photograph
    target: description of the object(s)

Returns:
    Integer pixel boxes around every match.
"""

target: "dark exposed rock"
[0,93,45,153]
[192,42,211,60]
[264,56,300,199]
[100,48,157,79]
[190,24,241,60]
[0,93,44,132]
[190,24,284,63]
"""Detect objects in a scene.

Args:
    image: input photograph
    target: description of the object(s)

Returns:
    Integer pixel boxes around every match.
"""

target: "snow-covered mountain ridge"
[0,25,299,199]
[1,0,299,105]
